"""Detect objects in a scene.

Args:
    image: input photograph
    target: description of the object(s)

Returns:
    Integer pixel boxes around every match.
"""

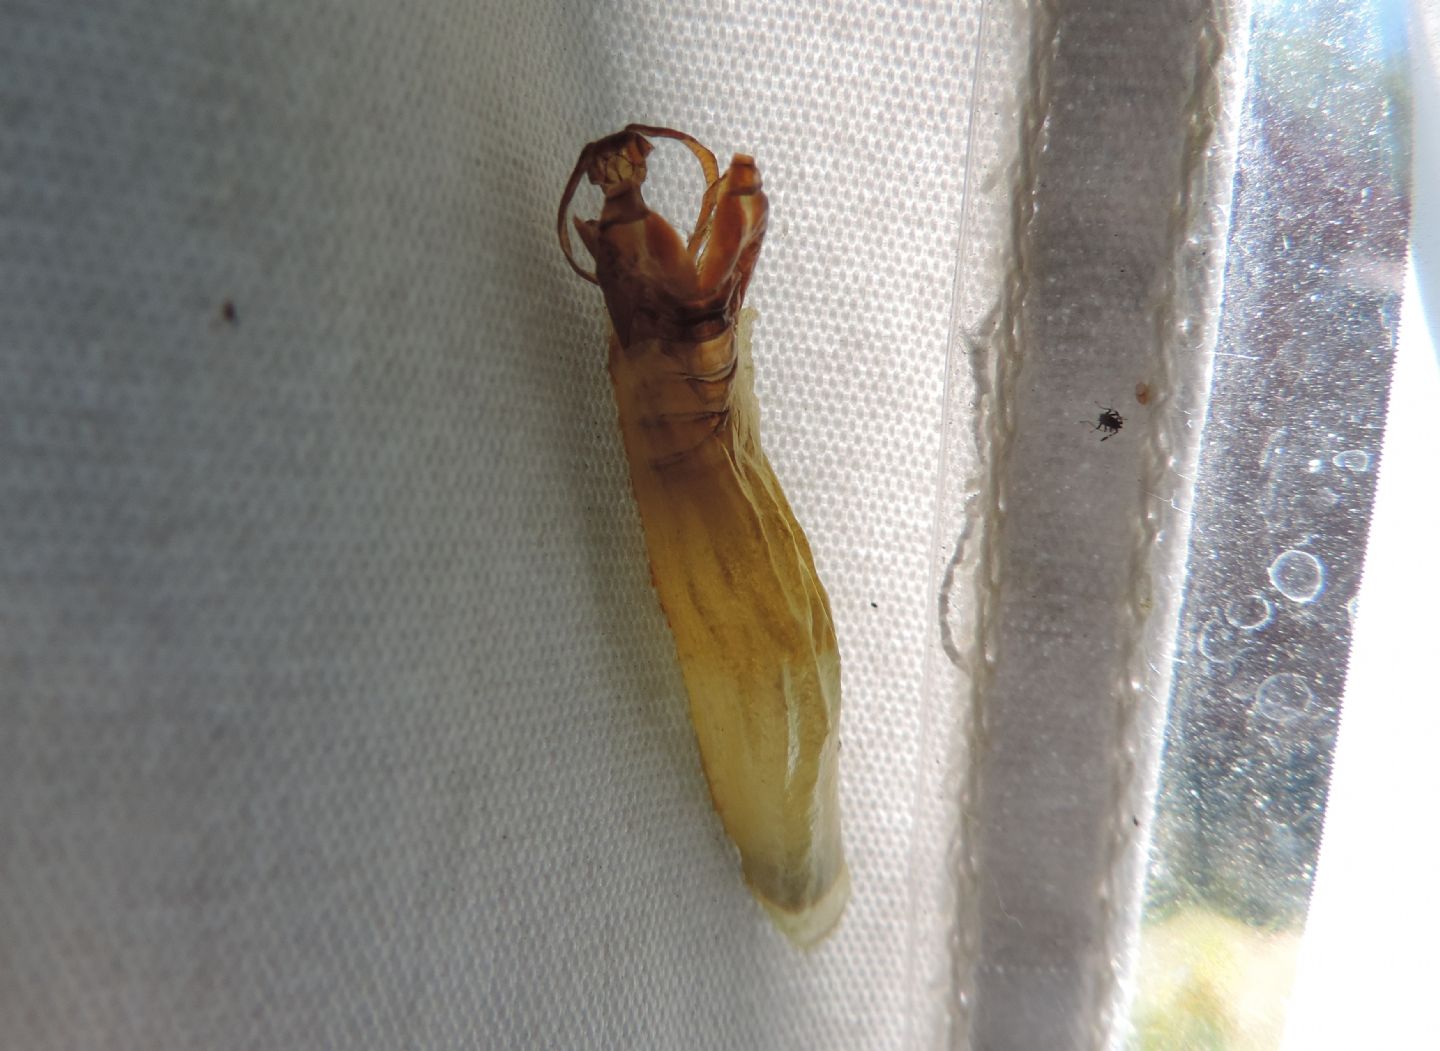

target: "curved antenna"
[623,124,721,257]
[556,143,600,285]
[559,126,722,284]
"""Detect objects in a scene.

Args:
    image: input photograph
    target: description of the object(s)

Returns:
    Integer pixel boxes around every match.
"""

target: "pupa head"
[583,129,653,198]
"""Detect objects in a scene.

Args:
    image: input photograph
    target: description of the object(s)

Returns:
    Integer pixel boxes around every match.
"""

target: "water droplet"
[1224,593,1274,631]
[1268,549,1325,603]
[1197,616,1241,662]
[1254,673,1315,722]
[1333,449,1371,472]
[1196,617,1252,680]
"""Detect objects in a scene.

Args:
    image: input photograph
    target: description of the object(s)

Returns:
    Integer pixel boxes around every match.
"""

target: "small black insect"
[1090,403,1124,441]
[220,299,238,325]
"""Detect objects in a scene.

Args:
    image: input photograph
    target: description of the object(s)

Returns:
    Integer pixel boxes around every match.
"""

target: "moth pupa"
[558,125,848,947]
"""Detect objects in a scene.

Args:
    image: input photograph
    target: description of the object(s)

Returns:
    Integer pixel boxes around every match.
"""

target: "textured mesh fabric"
[2,1,1250,1046]
[962,3,1242,1047]
[2,3,1000,1048]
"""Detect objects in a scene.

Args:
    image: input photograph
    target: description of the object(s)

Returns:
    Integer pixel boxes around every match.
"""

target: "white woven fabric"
[1,3,1004,1048]
[962,3,1241,1046]
[3,0,1251,1045]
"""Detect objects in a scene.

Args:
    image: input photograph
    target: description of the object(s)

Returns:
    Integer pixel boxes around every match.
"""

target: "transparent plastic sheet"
[1128,1,1411,1047]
